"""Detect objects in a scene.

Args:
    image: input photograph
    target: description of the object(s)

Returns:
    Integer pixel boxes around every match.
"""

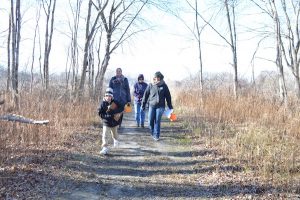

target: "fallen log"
[0,114,49,125]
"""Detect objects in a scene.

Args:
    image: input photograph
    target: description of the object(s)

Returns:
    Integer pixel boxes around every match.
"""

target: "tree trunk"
[31,4,41,93]
[225,0,238,99]
[295,75,300,98]
[67,0,82,97]
[10,0,21,109]
[194,0,203,93]
[7,13,11,92]
[43,0,56,90]
[78,0,107,99]
[270,0,288,104]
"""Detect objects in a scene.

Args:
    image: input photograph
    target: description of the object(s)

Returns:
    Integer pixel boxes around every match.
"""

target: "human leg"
[118,113,123,129]
[148,106,156,136]
[110,126,119,147]
[100,126,110,154]
[134,102,140,126]
[153,107,165,139]
[101,125,109,148]
[140,104,145,128]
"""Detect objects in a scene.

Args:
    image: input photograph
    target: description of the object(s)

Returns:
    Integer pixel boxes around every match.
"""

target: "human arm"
[165,85,173,110]
[141,84,150,110]
[108,77,114,88]
[133,83,139,97]
[98,102,113,119]
[107,100,124,114]
[124,78,131,103]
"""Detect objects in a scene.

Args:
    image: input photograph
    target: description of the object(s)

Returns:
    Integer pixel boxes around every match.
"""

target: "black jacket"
[141,80,173,110]
[108,75,131,106]
[98,99,124,127]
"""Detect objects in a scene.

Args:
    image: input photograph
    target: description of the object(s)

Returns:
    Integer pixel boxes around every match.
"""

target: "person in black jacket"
[109,68,131,129]
[98,87,124,155]
[141,71,173,141]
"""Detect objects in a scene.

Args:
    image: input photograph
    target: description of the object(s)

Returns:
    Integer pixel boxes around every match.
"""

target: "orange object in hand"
[169,113,177,121]
[124,104,132,113]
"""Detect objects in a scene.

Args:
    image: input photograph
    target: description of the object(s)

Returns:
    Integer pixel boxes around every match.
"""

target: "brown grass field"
[0,83,299,196]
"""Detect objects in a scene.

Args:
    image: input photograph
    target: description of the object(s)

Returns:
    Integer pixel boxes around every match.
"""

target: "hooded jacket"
[133,75,148,103]
[141,80,173,110]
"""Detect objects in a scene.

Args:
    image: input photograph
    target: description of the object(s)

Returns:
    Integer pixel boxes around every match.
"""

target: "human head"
[153,71,164,83]
[116,68,122,77]
[104,87,113,101]
[138,74,144,82]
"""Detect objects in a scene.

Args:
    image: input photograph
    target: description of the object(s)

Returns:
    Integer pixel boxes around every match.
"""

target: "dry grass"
[0,90,99,163]
[1,83,299,193]
[175,87,300,188]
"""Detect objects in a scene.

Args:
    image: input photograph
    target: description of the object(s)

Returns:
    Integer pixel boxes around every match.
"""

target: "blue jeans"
[148,106,165,139]
[134,102,145,125]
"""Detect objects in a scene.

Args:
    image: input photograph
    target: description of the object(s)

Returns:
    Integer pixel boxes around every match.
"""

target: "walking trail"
[53,112,296,200]
[4,112,297,199]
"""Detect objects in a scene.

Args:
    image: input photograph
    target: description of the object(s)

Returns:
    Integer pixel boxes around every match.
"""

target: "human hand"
[113,113,122,121]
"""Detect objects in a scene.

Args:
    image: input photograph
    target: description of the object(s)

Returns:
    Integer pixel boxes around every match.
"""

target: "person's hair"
[138,74,144,80]
[154,71,164,80]
[116,68,122,72]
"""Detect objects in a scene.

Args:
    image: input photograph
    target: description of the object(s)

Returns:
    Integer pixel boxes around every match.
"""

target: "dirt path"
[53,113,297,200]
[2,112,299,199]
[57,113,202,199]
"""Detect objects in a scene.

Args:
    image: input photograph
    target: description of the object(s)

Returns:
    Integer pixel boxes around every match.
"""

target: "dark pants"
[119,113,123,128]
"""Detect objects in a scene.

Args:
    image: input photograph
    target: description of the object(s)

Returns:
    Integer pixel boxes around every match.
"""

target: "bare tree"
[251,0,288,104]
[180,0,207,93]
[30,2,42,93]
[94,26,104,99]
[7,13,11,92]
[96,0,149,98]
[278,0,300,98]
[41,0,57,90]
[77,0,108,98]
[88,36,96,98]
[224,0,238,99]
[66,0,82,96]
[270,0,288,104]
[188,0,239,98]
[10,0,21,108]
[78,0,148,99]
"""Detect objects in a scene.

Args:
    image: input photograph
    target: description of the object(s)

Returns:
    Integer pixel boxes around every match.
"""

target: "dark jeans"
[148,106,164,139]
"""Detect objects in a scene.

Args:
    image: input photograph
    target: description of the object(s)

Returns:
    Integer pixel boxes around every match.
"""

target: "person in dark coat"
[109,68,131,129]
[133,74,148,128]
[98,87,124,155]
[141,71,173,141]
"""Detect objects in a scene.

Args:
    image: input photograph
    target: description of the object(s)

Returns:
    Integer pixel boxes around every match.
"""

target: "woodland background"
[0,0,299,197]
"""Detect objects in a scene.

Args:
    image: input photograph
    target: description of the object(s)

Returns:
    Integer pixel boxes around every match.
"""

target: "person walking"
[98,87,124,155]
[141,71,173,141]
[109,68,131,129]
[133,74,148,128]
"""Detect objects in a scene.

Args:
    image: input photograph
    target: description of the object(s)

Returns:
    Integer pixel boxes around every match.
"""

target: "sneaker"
[153,136,159,141]
[141,124,144,128]
[137,123,140,127]
[113,140,119,147]
[100,147,109,155]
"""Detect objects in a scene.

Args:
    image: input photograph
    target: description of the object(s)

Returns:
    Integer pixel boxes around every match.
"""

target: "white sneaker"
[100,147,109,155]
[113,140,119,148]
